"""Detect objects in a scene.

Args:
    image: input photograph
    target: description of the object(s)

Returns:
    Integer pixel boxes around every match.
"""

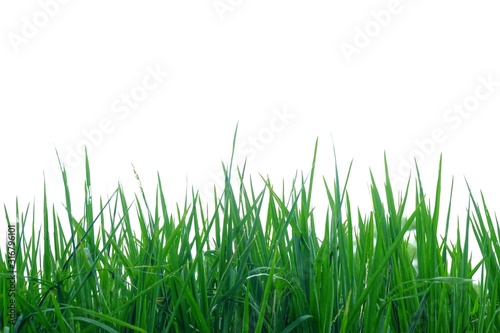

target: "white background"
[1,1,499,262]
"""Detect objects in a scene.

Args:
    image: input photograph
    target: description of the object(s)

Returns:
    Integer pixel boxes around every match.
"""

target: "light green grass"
[1,136,499,332]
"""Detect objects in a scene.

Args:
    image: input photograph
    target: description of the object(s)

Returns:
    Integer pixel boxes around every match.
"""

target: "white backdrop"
[1,1,499,258]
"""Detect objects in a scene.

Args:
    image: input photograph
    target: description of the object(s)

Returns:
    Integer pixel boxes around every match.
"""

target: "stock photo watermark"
[200,105,296,203]
[339,0,416,64]
[51,64,169,175]
[7,0,71,54]
[4,224,17,326]
[390,73,499,184]
[212,0,245,21]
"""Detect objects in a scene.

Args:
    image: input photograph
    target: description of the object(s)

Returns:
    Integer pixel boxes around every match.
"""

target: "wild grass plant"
[1,137,500,332]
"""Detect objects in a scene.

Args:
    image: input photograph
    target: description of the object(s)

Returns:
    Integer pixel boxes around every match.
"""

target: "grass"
[1,135,500,332]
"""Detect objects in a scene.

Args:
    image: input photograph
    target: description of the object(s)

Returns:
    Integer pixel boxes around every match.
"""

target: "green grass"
[1,136,500,332]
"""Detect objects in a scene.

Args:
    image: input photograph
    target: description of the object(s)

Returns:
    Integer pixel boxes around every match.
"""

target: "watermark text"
[390,73,499,184]
[5,224,17,325]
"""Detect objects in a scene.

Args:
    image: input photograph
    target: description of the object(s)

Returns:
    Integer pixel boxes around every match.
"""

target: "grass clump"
[1,138,500,332]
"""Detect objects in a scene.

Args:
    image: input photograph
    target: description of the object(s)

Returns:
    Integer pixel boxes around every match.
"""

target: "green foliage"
[1,139,499,332]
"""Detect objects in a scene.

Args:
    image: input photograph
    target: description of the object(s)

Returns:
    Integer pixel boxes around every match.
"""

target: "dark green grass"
[1,138,499,332]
